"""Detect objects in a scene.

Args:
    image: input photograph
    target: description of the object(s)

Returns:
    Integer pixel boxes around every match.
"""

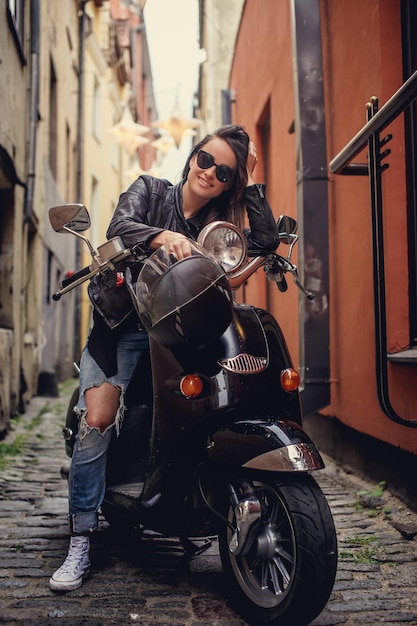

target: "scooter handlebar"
[52,265,97,301]
[276,274,288,292]
[61,265,92,289]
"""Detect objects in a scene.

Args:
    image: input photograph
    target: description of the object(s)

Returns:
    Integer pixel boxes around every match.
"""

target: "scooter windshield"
[134,244,233,349]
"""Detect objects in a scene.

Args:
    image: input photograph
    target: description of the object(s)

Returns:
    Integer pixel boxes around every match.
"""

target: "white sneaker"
[49,535,91,591]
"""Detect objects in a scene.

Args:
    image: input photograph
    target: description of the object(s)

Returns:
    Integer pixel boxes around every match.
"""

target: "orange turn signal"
[180,374,204,398]
[280,368,300,392]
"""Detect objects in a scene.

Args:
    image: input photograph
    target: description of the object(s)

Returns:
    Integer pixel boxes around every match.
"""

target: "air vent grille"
[218,353,267,374]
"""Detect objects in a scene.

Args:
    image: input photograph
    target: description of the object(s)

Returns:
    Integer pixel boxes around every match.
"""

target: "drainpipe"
[24,0,40,223]
[290,0,330,417]
[221,89,235,125]
[76,2,88,204]
[73,1,88,363]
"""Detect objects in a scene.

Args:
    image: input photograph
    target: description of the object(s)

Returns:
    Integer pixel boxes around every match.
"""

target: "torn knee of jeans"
[113,390,126,437]
[75,384,126,440]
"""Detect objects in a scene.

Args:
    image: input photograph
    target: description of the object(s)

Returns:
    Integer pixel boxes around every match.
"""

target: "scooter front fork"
[227,480,262,556]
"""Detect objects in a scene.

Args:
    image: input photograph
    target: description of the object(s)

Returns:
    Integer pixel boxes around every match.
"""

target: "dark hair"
[181,124,249,229]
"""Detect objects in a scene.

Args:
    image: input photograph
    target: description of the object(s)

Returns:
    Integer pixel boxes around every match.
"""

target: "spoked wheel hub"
[225,484,296,605]
[255,524,282,561]
[219,474,338,625]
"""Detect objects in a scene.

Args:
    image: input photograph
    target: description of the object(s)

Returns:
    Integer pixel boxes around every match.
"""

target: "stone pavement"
[1,379,417,625]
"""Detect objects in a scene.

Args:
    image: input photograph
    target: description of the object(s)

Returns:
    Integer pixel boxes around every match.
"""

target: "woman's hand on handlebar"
[149,230,194,260]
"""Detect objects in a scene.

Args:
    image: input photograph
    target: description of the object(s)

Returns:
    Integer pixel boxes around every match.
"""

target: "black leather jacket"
[107,175,279,254]
[89,175,279,376]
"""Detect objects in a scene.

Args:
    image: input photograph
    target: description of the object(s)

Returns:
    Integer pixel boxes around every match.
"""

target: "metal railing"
[329,70,417,174]
[329,70,417,428]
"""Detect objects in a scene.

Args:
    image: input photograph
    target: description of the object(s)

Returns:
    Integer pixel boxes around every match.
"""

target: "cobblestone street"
[1,380,417,625]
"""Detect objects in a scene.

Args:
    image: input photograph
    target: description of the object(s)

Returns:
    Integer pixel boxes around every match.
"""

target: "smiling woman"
[49,123,280,593]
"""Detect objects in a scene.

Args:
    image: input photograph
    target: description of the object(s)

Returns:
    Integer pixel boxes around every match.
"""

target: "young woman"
[49,124,279,591]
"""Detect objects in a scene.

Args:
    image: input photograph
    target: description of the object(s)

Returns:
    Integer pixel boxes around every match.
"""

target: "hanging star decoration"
[125,134,150,155]
[150,135,175,156]
[109,106,150,153]
[151,101,202,148]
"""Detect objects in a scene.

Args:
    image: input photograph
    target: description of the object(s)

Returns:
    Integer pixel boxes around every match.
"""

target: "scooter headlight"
[197,221,247,274]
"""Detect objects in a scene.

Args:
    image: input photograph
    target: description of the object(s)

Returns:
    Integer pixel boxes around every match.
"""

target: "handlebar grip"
[276,274,288,292]
[61,265,91,289]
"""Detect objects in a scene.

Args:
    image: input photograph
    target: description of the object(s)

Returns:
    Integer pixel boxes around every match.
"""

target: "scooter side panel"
[207,419,324,472]
[140,304,307,506]
[149,304,302,443]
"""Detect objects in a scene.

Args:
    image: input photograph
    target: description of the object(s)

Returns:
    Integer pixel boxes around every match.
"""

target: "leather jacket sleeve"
[106,176,173,252]
[244,184,279,254]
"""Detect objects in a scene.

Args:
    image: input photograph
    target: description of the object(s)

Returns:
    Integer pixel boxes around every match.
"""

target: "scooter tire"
[64,386,80,458]
[218,472,337,626]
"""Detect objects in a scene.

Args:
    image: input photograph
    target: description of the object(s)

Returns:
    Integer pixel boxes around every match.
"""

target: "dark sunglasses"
[196,149,235,184]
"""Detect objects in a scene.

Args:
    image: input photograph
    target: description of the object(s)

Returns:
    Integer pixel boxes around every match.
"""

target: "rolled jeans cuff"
[69,512,98,535]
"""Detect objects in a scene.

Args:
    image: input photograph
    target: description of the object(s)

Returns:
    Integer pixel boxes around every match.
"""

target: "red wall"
[230,0,417,453]
[231,0,300,362]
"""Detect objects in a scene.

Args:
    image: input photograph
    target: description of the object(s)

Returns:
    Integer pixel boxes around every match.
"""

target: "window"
[65,123,72,202]
[91,176,100,248]
[49,58,58,178]
[260,113,271,190]
[92,74,101,141]
[111,112,119,170]
[7,0,25,63]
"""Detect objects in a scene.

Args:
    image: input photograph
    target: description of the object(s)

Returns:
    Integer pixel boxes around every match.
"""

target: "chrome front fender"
[208,419,324,472]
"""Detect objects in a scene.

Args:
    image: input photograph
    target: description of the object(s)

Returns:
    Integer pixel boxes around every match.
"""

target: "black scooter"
[49,204,337,626]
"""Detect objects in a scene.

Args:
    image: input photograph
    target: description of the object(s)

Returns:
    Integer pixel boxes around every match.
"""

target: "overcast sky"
[143,0,200,180]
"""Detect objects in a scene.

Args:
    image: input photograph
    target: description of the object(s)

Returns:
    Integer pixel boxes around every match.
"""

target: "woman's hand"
[149,230,194,259]
[246,141,259,186]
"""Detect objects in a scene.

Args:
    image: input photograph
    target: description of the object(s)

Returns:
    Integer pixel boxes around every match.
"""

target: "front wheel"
[218,473,337,625]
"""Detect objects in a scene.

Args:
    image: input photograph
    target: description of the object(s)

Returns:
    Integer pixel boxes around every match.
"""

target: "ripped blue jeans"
[69,327,149,534]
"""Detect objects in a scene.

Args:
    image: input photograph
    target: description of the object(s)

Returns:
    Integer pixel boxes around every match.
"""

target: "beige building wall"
[198,0,244,133]
[79,1,149,348]
[0,0,156,432]
[38,0,81,395]
[0,4,28,427]
[0,0,80,425]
